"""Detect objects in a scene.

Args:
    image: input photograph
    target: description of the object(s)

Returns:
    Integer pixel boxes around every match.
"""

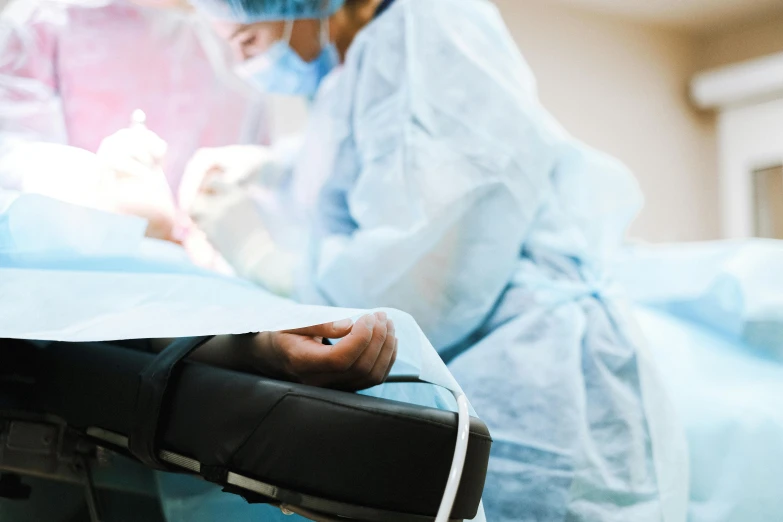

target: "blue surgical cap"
[191,0,346,22]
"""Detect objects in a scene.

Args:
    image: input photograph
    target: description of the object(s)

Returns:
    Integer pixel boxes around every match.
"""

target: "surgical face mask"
[234,19,338,99]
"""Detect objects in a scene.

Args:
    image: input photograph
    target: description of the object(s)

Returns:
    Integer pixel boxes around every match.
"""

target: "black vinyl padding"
[130,336,214,470]
[0,339,491,519]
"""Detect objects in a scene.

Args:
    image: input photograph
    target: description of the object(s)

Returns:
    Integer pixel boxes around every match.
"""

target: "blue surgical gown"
[296,0,689,520]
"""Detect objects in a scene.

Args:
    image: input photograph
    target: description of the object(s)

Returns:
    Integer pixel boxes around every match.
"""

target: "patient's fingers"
[313,315,397,391]
[312,314,377,373]
[346,318,396,390]
[346,312,389,388]
[278,315,374,378]
[283,318,354,339]
[264,314,399,391]
[381,321,398,383]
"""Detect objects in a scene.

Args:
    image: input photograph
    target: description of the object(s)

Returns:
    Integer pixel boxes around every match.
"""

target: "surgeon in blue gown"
[187,0,690,521]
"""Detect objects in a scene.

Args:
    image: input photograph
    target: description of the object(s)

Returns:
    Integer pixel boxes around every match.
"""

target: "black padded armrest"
[129,336,213,470]
[0,339,491,520]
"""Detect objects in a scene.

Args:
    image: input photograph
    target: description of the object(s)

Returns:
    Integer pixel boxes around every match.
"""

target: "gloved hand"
[189,177,296,296]
[96,112,180,243]
[97,111,169,179]
[179,145,287,215]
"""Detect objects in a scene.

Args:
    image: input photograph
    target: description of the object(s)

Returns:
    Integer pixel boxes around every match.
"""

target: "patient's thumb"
[284,318,354,338]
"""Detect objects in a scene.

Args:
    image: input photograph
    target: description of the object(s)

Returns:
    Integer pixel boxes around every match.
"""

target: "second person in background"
[0,0,270,247]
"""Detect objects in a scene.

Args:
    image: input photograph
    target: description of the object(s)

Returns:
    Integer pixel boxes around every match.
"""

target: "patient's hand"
[255,312,397,391]
[173,312,397,391]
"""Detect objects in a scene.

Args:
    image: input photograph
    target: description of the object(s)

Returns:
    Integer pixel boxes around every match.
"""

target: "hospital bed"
[613,240,783,521]
[0,336,491,522]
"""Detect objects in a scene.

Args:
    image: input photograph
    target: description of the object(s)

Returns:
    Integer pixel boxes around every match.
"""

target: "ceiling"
[542,0,783,31]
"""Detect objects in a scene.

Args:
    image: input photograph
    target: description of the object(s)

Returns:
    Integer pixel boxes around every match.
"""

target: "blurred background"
[497,0,783,244]
[265,0,783,243]
[496,0,783,244]
[3,0,783,243]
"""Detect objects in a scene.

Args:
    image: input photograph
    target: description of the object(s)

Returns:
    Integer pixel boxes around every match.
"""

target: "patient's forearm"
[150,334,267,374]
[148,314,396,391]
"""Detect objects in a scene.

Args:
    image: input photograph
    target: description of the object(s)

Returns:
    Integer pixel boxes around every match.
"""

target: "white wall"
[494,0,720,242]
[696,14,783,70]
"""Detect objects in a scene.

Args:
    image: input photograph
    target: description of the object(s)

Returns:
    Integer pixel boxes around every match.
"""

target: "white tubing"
[435,391,470,522]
